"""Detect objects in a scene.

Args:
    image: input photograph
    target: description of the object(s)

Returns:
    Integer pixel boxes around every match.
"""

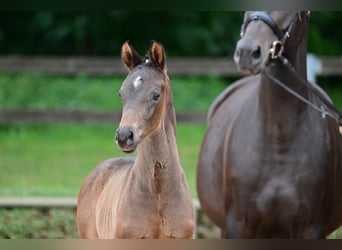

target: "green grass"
[0,208,78,239]
[2,73,341,198]
[0,123,205,198]
[1,73,342,239]
[1,73,342,198]
[0,73,229,112]
[0,73,227,198]
[0,207,340,239]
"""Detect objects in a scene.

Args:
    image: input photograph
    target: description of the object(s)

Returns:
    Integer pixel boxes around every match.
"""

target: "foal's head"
[234,11,310,75]
[115,40,171,153]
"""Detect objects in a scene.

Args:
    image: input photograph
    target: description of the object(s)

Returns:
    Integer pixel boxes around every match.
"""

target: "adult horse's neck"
[133,82,181,194]
[260,22,308,126]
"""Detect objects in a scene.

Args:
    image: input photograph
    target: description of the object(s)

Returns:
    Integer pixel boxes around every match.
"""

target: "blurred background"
[1,11,342,56]
[0,11,342,238]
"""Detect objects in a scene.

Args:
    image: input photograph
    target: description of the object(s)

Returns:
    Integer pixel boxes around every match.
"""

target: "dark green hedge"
[0,11,341,56]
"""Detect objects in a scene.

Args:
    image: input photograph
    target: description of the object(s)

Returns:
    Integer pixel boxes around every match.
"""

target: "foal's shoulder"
[83,157,135,191]
[95,157,135,176]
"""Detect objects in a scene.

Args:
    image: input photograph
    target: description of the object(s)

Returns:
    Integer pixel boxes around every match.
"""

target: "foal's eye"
[118,91,122,98]
[151,92,161,102]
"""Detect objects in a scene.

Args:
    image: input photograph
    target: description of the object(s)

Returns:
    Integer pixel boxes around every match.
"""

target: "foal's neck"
[137,110,178,166]
[134,97,181,192]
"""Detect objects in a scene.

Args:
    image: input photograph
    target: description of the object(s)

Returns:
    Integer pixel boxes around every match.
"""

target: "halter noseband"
[240,11,304,59]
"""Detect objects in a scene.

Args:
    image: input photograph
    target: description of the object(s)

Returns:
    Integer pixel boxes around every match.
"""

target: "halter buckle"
[270,40,284,60]
[320,105,327,119]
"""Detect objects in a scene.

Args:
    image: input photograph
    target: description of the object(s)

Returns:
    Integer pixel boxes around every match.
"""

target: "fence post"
[307,53,322,84]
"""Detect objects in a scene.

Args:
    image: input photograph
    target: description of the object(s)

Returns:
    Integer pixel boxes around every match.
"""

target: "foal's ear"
[149,40,167,73]
[121,41,142,70]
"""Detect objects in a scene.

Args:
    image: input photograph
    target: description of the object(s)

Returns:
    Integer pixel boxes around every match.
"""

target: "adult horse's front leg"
[222,212,246,238]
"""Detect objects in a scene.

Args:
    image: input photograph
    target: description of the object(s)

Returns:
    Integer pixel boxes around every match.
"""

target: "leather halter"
[240,12,301,59]
[241,11,342,129]
[240,11,342,130]
[240,11,283,39]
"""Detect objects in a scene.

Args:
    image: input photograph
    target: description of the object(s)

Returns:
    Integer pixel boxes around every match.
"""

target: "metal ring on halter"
[270,40,284,60]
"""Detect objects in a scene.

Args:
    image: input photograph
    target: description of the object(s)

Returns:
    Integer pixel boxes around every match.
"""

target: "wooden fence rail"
[0,55,341,77]
[0,196,200,210]
[0,197,77,208]
[0,109,206,124]
[0,56,239,77]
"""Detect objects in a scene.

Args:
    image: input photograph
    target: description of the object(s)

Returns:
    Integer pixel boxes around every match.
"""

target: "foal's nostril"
[126,130,133,146]
[116,126,134,147]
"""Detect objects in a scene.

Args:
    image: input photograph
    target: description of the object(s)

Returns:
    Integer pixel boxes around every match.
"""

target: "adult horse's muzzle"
[234,38,266,75]
[115,126,138,153]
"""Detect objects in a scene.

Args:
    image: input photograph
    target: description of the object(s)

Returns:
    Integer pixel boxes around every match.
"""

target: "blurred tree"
[308,12,342,55]
[0,11,340,56]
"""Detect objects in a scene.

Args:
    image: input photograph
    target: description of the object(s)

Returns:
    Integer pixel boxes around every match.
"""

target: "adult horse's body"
[197,11,342,238]
[77,41,194,239]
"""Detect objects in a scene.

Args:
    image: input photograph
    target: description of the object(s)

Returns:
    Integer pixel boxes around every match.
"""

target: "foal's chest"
[115,199,194,239]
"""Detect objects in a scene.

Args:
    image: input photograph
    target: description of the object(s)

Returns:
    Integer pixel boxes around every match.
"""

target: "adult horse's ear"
[149,40,167,73]
[121,40,142,70]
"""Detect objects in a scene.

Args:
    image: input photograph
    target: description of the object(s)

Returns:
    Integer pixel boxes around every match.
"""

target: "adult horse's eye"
[118,91,122,98]
[151,92,160,102]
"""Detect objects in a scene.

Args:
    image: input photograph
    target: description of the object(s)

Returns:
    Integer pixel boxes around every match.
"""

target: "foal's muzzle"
[115,126,137,153]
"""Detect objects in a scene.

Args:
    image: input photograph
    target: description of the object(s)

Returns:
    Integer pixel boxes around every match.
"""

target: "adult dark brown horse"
[77,41,194,239]
[197,11,342,238]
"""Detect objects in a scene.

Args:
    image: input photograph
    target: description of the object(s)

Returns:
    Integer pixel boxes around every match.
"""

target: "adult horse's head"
[234,11,309,75]
[115,40,170,153]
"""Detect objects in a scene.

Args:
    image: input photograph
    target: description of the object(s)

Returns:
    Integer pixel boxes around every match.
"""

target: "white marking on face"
[133,76,142,89]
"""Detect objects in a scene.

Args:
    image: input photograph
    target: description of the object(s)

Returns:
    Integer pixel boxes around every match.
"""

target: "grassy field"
[1,73,342,238]
[0,122,206,239]
[0,74,229,112]
[1,73,341,197]
[0,73,221,238]
[0,123,205,197]
[0,208,78,239]
[0,73,230,197]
